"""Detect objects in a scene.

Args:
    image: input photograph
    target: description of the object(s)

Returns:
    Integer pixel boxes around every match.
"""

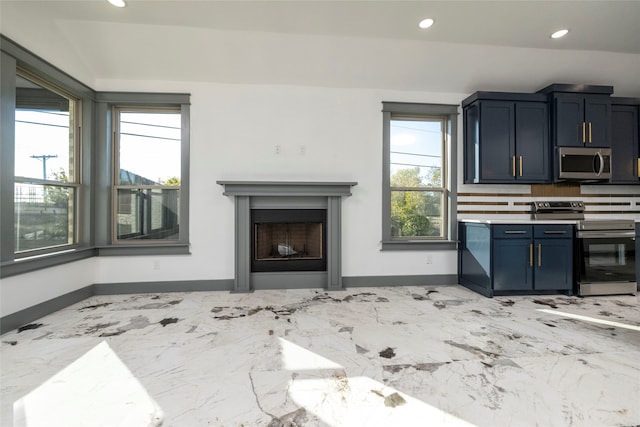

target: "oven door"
[576,230,636,292]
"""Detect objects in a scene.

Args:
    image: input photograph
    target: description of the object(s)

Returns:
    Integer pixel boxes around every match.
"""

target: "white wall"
[0,258,97,316]
[94,82,465,284]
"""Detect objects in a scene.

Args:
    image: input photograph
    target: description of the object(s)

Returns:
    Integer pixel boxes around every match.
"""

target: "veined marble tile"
[2,285,639,426]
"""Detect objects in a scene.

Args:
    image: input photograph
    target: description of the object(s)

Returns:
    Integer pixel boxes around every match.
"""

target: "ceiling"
[4,0,639,53]
[2,1,640,95]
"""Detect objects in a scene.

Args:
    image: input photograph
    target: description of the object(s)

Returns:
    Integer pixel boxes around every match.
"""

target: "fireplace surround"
[217,181,357,292]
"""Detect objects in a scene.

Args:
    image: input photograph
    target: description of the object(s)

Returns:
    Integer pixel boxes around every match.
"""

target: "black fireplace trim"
[251,209,327,273]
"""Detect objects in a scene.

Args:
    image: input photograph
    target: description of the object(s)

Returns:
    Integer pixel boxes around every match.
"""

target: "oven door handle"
[576,230,636,239]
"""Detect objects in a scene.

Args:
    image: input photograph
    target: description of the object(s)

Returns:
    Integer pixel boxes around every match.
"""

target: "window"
[1,37,190,277]
[94,92,190,255]
[382,102,458,250]
[113,108,181,242]
[14,70,80,256]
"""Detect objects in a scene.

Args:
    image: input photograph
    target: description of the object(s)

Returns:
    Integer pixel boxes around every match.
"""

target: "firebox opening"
[251,209,326,272]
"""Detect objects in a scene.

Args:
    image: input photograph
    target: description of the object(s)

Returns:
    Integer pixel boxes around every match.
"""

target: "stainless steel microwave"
[558,147,611,180]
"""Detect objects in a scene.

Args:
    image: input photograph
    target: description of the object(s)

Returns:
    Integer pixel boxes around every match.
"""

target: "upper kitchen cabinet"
[610,97,640,183]
[463,92,550,183]
[539,84,614,148]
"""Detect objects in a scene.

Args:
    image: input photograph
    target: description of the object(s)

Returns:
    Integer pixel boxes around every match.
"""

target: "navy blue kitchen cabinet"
[462,92,550,183]
[532,225,573,290]
[458,222,573,297]
[610,99,640,183]
[493,236,533,291]
[636,223,639,292]
[539,84,613,148]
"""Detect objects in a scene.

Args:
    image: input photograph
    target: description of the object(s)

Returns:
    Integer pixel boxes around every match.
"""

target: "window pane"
[15,183,74,252]
[116,188,180,240]
[118,111,181,185]
[390,119,442,187]
[15,76,75,182]
[390,190,443,238]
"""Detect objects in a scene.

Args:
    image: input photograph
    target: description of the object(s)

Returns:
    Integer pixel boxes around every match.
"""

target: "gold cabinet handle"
[637,158,640,178]
[512,156,516,177]
[538,244,542,267]
[519,156,523,177]
[589,122,592,143]
[529,244,533,267]
[582,122,586,143]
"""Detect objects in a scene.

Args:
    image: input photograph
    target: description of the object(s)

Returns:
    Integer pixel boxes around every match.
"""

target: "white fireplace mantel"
[217,181,357,292]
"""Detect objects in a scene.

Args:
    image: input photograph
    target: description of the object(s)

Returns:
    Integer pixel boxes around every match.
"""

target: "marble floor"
[1,285,639,427]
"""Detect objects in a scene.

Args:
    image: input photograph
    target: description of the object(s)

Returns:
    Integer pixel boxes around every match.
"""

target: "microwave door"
[559,148,611,179]
[560,153,597,178]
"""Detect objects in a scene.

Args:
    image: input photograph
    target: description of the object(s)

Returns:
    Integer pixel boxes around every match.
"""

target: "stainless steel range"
[532,201,637,296]
[532,201,584,220]
[575,219,637,296]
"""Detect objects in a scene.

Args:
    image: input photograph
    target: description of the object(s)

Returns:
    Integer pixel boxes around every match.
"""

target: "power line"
[16,120,68,129]
[391,124,442,134]
[391,150,441,159]
[120,120,181,130]
[390,162,441,169]
[120,132,180,142]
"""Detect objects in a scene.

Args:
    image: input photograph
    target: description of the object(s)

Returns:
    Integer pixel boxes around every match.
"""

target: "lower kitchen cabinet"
[458,222,573,297]
[636,223,639,292]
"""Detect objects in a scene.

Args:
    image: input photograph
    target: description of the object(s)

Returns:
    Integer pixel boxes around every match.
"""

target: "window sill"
[96,244,191,256]
[381,240,458,251]
[1,247,96,278]
[1,244,191,278]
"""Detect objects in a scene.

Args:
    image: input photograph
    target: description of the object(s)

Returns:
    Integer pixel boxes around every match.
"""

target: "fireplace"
[252,209,326,272]
[217,181,357,292]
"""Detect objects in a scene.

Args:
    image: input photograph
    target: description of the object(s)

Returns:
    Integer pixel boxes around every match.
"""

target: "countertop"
[459,219,579,225]
[459,218,640,225]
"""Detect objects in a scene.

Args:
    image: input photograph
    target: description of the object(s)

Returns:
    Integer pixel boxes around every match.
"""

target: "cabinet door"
[479,101,515,181]
[611,105,639,182]
[534,239,573,290]
[636,224,639,293]
[463,104,479,183]
[515,102,550,181]
[584,96,611,147]
[555,94,585,146]
[493,239,533,291]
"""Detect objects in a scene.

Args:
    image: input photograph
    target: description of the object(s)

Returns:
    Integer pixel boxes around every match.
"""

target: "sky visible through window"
[390,119,442,187]
[15,110,70,181]
[119,112,181,185]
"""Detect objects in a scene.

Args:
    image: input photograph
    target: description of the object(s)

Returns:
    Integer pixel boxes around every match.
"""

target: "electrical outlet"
[299,145,306,155]
[152,260,160,270]
[425,255,433,264]
[275,145,281,154]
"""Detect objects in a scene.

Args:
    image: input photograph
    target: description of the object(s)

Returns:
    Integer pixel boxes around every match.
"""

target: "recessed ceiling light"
[551,29,569,39]
[108,0,126,7]
[419,18,435,29]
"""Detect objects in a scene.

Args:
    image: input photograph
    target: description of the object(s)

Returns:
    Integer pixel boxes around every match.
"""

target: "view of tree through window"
[390,117,445,238]
[114,109,182,241]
